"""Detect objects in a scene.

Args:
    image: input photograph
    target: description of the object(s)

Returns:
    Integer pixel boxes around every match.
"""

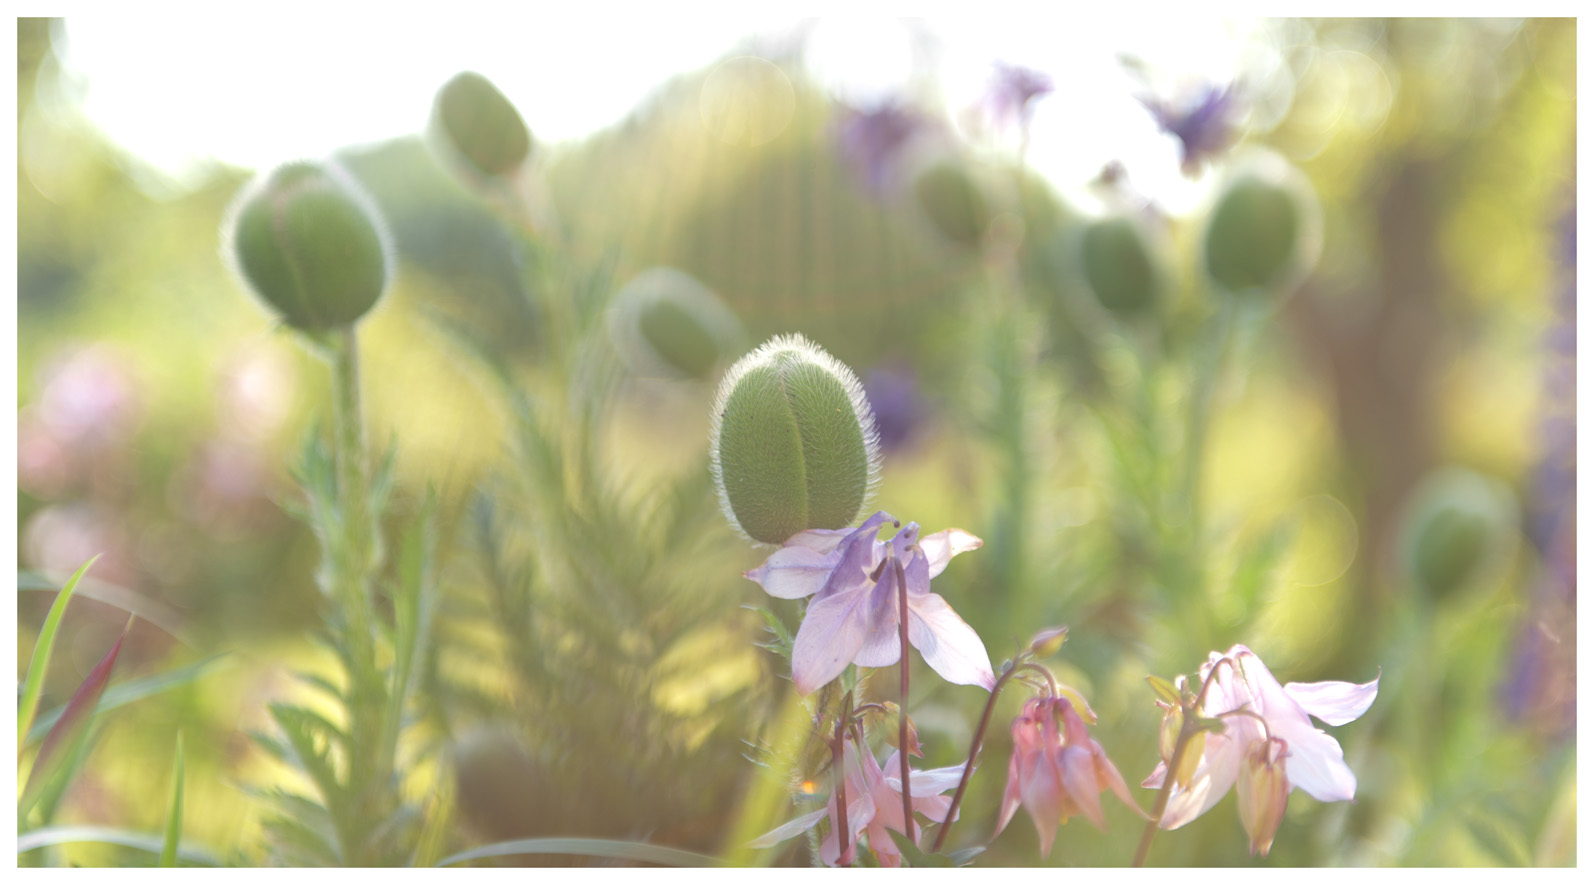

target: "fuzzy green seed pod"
[226,161,393,331]
[1398,467,1518,601]
[1203,153,1321,298]
[431,71,532,181]
[1080,214,1162,316]
[914,161,991,248]
[710,334,880,545]
[608,268,745,380]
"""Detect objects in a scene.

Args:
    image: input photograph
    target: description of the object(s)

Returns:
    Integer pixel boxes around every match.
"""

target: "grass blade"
[17,825,219,866]
[160,733,184,867]
[26,652,231,746]
[436,837,722,868]
[17,556,100,752]
[19,615,133,819]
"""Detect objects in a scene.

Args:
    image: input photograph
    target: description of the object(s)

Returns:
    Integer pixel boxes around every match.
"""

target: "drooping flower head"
[982,62,1053,135]
[994,694,1145,857]
[836,100,935,197]
[749,738,966,867]
[1142,645,1379,856]
[1139,82,1243,176]
[745,510,993,694]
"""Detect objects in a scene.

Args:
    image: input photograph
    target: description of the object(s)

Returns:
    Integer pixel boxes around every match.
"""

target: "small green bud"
[431,71,533,181]
[914,161,991,248]
[710,334,880,545]
[226,160,392,331]
[608,268,744,380]
[1080,214,1163,315]
[1399,467,1518,600]
[1203,153,1321,298]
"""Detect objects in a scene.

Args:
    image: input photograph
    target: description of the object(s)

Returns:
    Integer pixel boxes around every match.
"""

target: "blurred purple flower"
[837,100,933,196]
[982,62,1053,134]
[33,345,143,453]
[863,362,927,452]
[1140,83,1242,176]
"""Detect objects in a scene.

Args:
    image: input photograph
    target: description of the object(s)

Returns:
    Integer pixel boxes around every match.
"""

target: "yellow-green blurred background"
[14,17,1576,867]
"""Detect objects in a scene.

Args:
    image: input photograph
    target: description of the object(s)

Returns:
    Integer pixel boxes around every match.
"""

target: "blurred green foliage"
[15,16,1575,868]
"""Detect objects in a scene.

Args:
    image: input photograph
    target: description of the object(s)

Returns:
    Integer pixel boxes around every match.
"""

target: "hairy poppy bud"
[914,161,991,248]
[1080,214,1163,315]
[710,334,880,545]
[609,268,744,380]
[1399,467,1518,600]
[225,161,392,331]
[431,71,533,181]
[1202,152,1320,298]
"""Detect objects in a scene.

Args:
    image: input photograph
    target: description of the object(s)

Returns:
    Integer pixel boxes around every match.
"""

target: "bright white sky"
[49,11,1272,213]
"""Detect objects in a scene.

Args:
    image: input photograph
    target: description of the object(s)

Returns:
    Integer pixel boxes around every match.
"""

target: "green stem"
[1132,659,1233,867]
[832,691,854,866]
[893,557,914,852]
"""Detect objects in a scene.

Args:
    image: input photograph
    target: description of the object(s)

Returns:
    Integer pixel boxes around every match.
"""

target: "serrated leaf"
[18,556,100,751]
[159,733,184,867]
[20,615,133,818]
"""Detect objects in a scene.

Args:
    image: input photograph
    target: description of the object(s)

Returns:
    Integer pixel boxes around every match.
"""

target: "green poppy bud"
[1202,153,1321,298]
[914,161,991,248]
[608,268,744,380]
[710,334,880,545]
[226,160,393,331]
[1398,467,1518,600]
[431,71,533,181]
[1080,214,1163,315]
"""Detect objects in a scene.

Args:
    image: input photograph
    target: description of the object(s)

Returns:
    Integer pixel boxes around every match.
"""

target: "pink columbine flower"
[748,740,966,867]
[744,511,994,694]
[1143,644,1380,855]
[994,696,1146,857]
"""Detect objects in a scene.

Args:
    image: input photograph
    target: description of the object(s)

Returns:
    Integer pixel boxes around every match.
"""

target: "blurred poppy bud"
[1080,214,1163,316]
[608,268,744,380]
[710,334,880,545]
[913,161,991,248]
[1202,152,1320,298]
[431,71,533,181]
[1398,467,1518,600]
[226,161,392,331]
[451,728,551,842]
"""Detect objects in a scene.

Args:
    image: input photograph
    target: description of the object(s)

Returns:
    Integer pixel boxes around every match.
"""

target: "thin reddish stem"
[930,662,1017,853]
[892,557,914,851]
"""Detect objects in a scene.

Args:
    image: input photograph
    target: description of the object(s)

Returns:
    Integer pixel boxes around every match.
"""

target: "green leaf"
[381,492,437,777]
[26,652,231,746]
[1146,674,1182,705]
[160,733,184,867]
[20,615,132,818]
[884,829,954,867]
[436,838,722,868]
[18,556,100,750]
[17,826,220,866]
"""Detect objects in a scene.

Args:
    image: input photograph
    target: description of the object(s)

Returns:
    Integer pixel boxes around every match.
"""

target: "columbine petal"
[1060,744,1107,829]
[906,590,996,690]
[1156,730,1244,830]
[748,807,828,849]
[744,543,843,599]
[851,565,904,668]
[919,528,983,579]
[791,585,872,694]
[1284,674,1381,726]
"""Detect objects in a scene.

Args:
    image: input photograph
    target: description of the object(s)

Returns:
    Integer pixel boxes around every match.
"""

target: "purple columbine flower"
[863,362,927,452]
[983,62,1053,135]
[836,100,933,197]
[744,510,994,694]
[1140,83,1243,176]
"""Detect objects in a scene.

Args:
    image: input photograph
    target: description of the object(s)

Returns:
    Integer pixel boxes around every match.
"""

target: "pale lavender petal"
[819,790,876,867]
[906,591,996,690]
[744,544,842,599]
[1284,673,1380,726]
[1274,724,1358,802]
[913,793,955,824]
[1155,731,1243,830]
[814,516,888,602]
[748,807,828,848]
[792,585,872,694]
[851,567,903,668]
[995,752,1024,837]
[907,762,967,796]
[919,528,983,579]
[1060,744,1106,830]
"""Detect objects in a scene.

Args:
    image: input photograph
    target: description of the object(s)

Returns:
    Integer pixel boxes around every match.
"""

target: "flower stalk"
[893,556,914,848]
[930,660,1017,852]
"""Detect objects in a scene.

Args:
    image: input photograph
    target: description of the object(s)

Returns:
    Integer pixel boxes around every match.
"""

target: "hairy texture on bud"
[1081,215,1162,315]
[225,160,392,331]
[431,71,533,180]
[914,162,991,248]
[1202,152,1321,298]
[710,334,880,545]
[608,268,745,380]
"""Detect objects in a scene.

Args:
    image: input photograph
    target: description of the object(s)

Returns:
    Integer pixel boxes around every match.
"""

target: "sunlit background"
[14,14,1578,868]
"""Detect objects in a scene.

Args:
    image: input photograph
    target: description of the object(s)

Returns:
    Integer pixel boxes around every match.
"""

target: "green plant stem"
[930,662,1018,853]
[832,692,853,866]
[893,557,914,851]
[1132,659,1232,867]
